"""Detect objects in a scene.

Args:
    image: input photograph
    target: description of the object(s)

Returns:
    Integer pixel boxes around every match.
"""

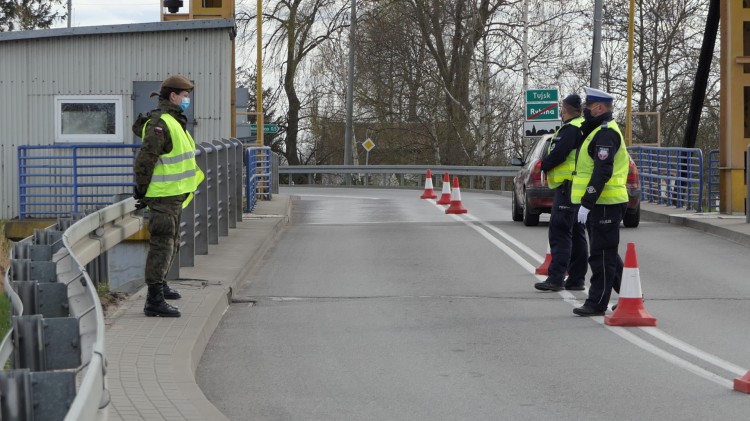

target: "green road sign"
[249,124,280,134]
[526,89,559,103]
[526,103,559,120]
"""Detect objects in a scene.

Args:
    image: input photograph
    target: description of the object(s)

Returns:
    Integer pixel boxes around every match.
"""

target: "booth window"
[55,96,123,143]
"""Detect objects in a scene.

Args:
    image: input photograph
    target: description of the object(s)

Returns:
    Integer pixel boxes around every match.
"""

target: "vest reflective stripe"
[142,113,205,208]
[571,121,629,205]
[546,117,584,188]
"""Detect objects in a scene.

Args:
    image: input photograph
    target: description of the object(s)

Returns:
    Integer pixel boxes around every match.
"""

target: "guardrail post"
[212,140,230,237]
[228,139,244,223]
[0,369,77,421]
[180,197,196,269]
[201,142,220,245]
[194,144,209,255]
[220,139,236,228]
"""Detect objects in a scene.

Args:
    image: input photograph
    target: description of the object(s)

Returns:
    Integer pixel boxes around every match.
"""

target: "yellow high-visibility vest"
[142,113,205,208]
[546,116,584,188]
[571,120,629,205]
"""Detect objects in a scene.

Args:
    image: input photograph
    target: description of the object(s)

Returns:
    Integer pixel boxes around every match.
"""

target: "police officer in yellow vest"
[132,74,205,317]
[534,94,588,292]
[571,86,629,316]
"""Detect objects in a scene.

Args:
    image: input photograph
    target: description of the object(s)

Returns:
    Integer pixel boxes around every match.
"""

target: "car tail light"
[627,161,639,188]
[530,161,544,185]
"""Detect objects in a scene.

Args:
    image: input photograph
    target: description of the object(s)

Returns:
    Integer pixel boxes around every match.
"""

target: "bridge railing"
[3,138,253,420]
[245,146,279,212]
[17,139,257,221]
[628,146,704,211]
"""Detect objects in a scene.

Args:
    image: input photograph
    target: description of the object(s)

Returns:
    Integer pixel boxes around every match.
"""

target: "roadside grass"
[0,220,11,341]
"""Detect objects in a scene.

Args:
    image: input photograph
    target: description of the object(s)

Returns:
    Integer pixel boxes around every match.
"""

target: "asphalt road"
[197,187,750,420]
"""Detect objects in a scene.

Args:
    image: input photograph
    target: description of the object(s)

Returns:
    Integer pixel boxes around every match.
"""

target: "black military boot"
[144,284,181,317]
[162,282,182,300]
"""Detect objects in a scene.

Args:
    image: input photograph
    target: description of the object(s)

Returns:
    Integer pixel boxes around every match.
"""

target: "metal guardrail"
[278,165,517,191]
[1,199,142,421]
[2,138,251,420]
[628,146,704,211]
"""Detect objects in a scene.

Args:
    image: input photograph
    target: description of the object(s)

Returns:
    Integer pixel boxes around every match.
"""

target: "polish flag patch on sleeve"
[597,147,610,160]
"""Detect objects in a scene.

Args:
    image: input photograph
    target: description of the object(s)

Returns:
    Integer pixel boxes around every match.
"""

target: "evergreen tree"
[0,0,64,32]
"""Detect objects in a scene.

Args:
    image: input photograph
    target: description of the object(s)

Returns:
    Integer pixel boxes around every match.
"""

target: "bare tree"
[243,0,350,167]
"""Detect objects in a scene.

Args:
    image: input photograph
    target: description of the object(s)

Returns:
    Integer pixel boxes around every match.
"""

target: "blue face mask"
[180,97,191,112]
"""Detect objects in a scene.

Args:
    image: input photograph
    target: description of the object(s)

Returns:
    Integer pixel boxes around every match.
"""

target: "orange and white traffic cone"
[436,172,452,205]
[734,372,750,393]
[604,242,657,327]
[420,169,438,199]
[535,243,552,275]
[445,176,468,214]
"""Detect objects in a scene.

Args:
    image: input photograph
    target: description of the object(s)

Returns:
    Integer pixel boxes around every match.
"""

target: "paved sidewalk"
[104,195,292,421]
[640,202,750,248]
[101,194,750,421]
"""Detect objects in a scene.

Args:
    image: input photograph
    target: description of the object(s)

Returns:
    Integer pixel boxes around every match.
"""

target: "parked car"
[511,135,641,227]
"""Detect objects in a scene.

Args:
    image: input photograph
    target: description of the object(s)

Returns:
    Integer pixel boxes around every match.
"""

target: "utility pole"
[67,0,72,27]
[590,0,602,88]
[521,0,528,142]
[256,0,263,146]
[343,0,356,185]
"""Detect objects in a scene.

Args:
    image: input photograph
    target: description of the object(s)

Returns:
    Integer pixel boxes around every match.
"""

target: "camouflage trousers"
[144,195,186,286]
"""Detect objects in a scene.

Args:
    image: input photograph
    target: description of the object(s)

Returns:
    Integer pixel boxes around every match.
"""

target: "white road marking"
[429,198,746,390]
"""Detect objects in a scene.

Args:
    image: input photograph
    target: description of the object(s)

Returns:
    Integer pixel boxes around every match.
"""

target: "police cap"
[583,86,613,104]
[161,75,194,92]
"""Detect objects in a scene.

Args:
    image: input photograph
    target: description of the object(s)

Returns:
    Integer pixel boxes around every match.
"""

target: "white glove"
[577,206,590,224]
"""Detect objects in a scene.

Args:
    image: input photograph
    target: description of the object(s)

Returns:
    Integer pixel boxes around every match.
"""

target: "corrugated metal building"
[0,19,235,220]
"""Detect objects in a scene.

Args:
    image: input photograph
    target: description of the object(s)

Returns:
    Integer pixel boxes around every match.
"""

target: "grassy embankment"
[0,221,11,339]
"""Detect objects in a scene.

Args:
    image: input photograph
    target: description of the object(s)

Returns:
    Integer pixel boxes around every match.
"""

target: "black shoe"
[534,281,564,292]
[163,282,182,300]
[573,304,605,317]
[564,283,585,291]
[144,284,181,317]
[144,300,181,317]
[611,303,618,311]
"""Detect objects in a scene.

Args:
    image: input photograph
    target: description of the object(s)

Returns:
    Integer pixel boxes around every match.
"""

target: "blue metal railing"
[628,146,703,211]
[707,149,720,212]
[18,144,138,219]
[245,146,275,212]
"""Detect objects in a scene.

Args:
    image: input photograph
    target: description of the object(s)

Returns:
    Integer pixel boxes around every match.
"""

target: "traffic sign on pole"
[526,89,559,103]
[526,103,559,121]
[362,138,375,152]
[249,124,280,134]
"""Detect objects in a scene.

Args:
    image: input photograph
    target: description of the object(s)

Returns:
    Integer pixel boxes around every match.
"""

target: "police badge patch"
[587,186,596,194]
[597,147,609,160]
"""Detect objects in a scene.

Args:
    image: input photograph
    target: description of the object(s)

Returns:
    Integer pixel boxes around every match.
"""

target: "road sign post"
[362,138,375,166]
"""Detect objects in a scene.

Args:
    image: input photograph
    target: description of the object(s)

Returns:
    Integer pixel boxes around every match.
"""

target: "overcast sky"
[54,1,163,28]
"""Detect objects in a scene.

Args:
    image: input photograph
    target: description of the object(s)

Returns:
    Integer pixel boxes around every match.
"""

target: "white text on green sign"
[526,103,559,120]
[250,124,280,134]
[526,89,559,103]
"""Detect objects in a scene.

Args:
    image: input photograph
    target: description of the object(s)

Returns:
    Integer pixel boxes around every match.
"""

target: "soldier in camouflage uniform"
[132,75,203,317]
